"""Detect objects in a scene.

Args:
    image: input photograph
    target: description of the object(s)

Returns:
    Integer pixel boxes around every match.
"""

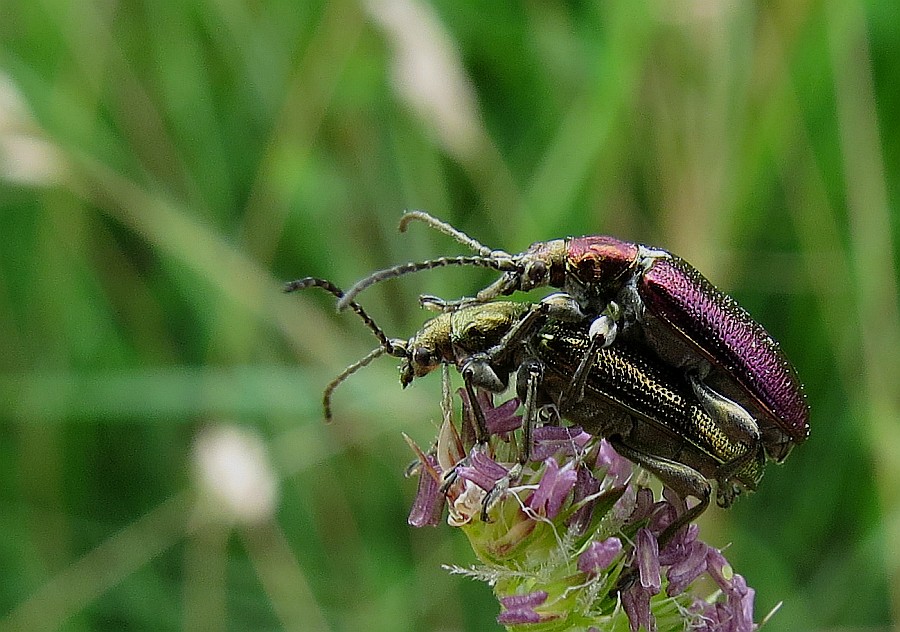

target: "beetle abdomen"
[640,256,810,442]
[535,322,764,489]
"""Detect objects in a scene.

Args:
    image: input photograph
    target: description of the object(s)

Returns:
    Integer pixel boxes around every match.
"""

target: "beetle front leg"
[516,359,544,466]
[476,271,522,301]
[559,310,619,408]
[479,360,545,520]
[439,367,497,496]
[460,365,495,446]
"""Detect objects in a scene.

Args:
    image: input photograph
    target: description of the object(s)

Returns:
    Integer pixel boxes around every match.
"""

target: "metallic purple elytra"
[336,212,810,459]
[554,235,809,456]
[639,255,809,444]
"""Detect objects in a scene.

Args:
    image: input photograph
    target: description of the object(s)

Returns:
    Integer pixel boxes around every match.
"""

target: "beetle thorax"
[564,236,640,297]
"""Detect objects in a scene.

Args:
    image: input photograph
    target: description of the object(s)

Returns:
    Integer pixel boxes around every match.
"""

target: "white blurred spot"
[0,71,64,186]
[363,0,483,161]
[0,134,64,186]
[0,73,30,131]
[193,424,279,525]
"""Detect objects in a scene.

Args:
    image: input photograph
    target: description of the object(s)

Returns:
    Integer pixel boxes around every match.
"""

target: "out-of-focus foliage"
[0,0,897,630]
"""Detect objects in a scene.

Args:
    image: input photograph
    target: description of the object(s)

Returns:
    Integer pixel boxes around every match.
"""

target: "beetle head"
[518,239,569,290]
[399,313,453,387]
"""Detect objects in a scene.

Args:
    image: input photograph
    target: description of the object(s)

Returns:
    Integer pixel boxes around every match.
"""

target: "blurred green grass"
[0,0,898,630]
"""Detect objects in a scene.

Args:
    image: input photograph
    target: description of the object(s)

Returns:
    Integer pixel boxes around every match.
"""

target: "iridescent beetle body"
[337,213,810,461]
[512,236,809,460]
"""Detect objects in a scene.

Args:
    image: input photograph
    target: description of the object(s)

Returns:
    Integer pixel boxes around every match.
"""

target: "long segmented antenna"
[400,210,506,259]
[284,276,404,419]
[321,346,387,420]
[336,255,519,311]
[284,277,395,352]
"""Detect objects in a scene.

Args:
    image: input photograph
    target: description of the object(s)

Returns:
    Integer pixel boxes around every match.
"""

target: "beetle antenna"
[284,277,410,419]
[322,346,387,420]
[400,210,505,258]
[336,255,519,311]
[283,277,395,352]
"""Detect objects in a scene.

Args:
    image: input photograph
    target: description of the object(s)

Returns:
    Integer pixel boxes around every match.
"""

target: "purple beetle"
[337,211,809,461]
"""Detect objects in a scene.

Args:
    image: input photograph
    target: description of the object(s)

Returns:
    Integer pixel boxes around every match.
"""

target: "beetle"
[335,211,809,462]
[286,277,766,543]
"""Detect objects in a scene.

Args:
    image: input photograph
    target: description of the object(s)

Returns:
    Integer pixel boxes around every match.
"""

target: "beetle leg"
[713,443,765,508]
[444,368,505,498]
[688,373,761,447]
[460,357,507,392]
[608,439,711,548]
[686,373,766,507]
[479,360,543,521]
[536,292,587,321]
[460,366,493,445]
[517,359,544,465]
[559,313,619,408]
[476,271,522,301]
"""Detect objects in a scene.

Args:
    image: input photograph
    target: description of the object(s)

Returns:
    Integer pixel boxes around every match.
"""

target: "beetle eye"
[413,347,435,367]
[524,261,548,286]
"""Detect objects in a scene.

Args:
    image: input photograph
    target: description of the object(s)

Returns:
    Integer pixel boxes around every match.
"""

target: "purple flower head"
[659,523,699,566]
[665,541,708,597]
[456,448,508,492]
[691,582,757,632]
[635,527,661,593]
[706,547,735,592]
[728,575,757,632]
[596,439,633,487]
[528,457,577,519]
[624,487,656,525]
[499,590,548,609]
[457,388,522,436]
[497,591,548,625]
[530,425,591,461]
[405,386,761,631]
[407,453,444,527]
[484,396,523,434]
[621,580,656,632]
[567,465,601,535]
[646,499,678,537]
[578,537,623,576]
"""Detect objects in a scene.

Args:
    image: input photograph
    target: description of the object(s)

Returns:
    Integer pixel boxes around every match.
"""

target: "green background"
[1,0,897,630]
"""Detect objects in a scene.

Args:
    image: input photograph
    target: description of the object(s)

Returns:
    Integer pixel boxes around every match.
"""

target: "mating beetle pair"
[288,212,808,540]
[286,280,763,543]
[337,211,809,464]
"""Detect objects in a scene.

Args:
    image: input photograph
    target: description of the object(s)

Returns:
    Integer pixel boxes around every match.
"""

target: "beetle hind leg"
[688,373,761,447]
[608,439,711,548]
